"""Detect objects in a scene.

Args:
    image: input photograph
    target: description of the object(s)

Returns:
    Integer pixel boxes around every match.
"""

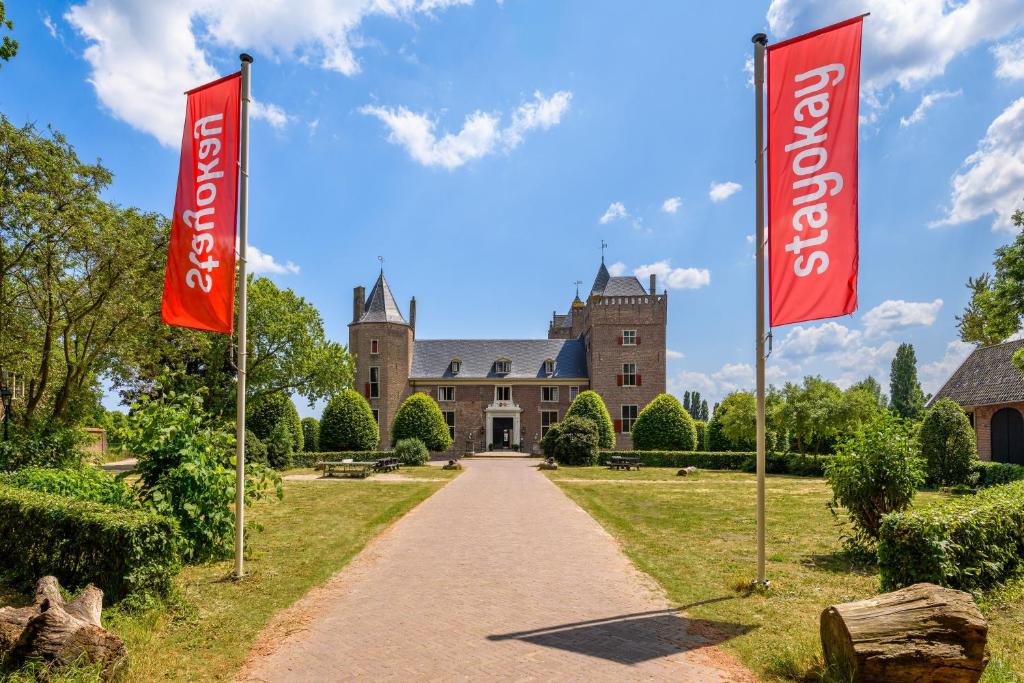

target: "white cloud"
[993,38,1024,80]
[920,340,974,395]
[599,201,628,224]
[43,15,58,39]
[661,196,682,214]
[709,181,742,203]
[247,246,300,275]
[65,0,472,147]
[862,298,943,337]
[933,97,1024,231]
[606,261,627,277]
[360,90,571,170]
[666,349,685,359]
[634,260,711,290]
[250,100,293,129]
[899,89,961,127]
[743,54,755,88]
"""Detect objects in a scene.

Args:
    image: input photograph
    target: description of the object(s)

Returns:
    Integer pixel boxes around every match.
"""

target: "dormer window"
[450,358,461,375]
[494,358,511,375]
[544,359,555,376]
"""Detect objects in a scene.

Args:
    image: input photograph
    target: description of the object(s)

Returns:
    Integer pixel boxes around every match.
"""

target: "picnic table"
[608,455,642,471]
[318,460,376,478]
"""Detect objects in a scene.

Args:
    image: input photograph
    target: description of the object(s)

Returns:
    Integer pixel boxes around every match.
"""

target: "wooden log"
[820,582,988,683]
[677,466,698,476]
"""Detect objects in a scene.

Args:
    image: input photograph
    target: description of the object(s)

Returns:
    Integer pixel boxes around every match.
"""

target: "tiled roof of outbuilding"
[930,339,1024,407]
[411,339,588,379]
[358,271,407,324]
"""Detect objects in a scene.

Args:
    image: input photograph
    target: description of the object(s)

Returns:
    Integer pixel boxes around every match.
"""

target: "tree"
[320,389,378,451]
[683,391,691,416]
[0,2,17,66]
[889,343,926,420]
[543,416,599,466]
[247,393,302,451]
[301,417,320,452]
[564,390,615,449]
[957,206,1024,346]
[700,399,709,422]
[850,376,887,410]
[632,394,696,450]
[391,393,452,452]
[719,392,756,449]
[919,399,977,487]
[689,391,703,420]
[780,377,845,453]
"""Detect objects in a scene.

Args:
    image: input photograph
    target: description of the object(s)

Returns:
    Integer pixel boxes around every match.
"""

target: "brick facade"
[964,402,1024,462]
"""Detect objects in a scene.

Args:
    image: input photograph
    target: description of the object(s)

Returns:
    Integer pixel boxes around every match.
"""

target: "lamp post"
[1,385,12,442]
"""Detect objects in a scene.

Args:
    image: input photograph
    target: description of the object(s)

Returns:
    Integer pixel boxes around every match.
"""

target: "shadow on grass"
[799,551,877,577]
[487,599,754,665]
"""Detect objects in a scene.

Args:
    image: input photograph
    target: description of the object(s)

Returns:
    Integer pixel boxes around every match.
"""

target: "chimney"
[409,296,417,333]
[353,286,365,323]
[649,274,657,296]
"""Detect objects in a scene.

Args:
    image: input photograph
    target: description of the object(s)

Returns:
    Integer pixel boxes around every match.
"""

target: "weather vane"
[574,280,583,298]
[600,240,608,263]
[377,255,384,273]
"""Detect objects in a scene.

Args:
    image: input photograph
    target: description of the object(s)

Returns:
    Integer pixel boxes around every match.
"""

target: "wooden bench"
[374,456,400,472]
[608,455,642,471]
[318,460,375,478]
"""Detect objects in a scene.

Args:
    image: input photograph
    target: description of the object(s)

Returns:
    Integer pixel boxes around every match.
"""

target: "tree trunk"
[820,582,988,683]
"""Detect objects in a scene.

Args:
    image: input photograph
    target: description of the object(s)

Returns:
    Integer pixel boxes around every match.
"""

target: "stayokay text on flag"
[767,16,862,327]
[161,72,241,334]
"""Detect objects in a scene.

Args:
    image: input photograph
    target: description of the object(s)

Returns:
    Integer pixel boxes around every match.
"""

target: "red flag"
[767,16,862,327]
[161,73,241,334]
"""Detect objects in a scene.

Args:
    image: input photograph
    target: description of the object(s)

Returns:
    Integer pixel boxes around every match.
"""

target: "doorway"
[492,417,514,450]
[991,408,1024,464]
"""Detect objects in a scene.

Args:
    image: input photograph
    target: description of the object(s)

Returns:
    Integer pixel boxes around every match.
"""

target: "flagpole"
[234,53,253,580]
[752,32,768,588]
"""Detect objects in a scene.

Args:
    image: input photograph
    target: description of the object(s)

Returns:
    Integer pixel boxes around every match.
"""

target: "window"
[438,386,455,402]
[370,338,379,354]
[621,363,637,387]
[541,411,558,436]
[495,386,511,402]
[369,367,380,398]
[569,386,580,401]
[372,409,379,424]
[621,405,638,433]
[622,330,637,346]
[451,359,461,375]
[443,410,456,441]
[544,359,555,375]
[541,386,559,402]
[495,359,511,374]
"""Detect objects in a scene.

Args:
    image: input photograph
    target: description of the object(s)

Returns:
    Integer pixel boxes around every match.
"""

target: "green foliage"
[394,438,429,465]
[545,416,599,466]
[301,417,320,452]
[0,424,86,471]
[974,461,1024,488]
[706,411,731,451]
[957,207,1024,346]
[248,393,302,451]
[597,450,831,476]
[0,1,15,65]
[0,465,137,508]
[564,390,615,449]
[693,420,707,450]
[320,389,379,451]
[919,399,978,486]
[824,413,925,543]
[631,394,696,450]
[244,429,268,466]
[391,393,452,452]
[719,392,757,450]
[264,420,294,469]
[0,484,179,603]
[879,480,1024,591]
[889,343,927,420]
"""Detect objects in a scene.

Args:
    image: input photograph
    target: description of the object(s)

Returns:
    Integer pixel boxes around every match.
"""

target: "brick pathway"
[238,459,755,682]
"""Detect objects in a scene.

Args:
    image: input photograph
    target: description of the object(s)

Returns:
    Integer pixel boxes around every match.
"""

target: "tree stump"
[820,582,988,683]
[0,576,126,678]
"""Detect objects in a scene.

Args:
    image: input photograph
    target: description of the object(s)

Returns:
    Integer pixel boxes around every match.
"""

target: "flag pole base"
[750,579,771,591]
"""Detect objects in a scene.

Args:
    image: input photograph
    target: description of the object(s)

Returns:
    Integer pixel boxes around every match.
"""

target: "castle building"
[349,259,667,454]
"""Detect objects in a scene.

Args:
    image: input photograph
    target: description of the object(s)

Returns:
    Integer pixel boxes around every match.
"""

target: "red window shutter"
[616,335,622,345]
[614,419,622,433]
[364,383,371,398]
[636,335,642,345]
[617,374,623,386]
[637,374,642,386]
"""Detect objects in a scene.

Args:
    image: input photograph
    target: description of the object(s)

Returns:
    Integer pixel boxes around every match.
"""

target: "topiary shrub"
[919,398,978,487]
[1,465,138,508]
[631,394,696,450]
[244,429,268,465]
[247,393,303,453]
[320,389,379,451]
[301,417,320,452]
[693,420,707,451]
[391,393,452,452]
[548,416,599,466]
[564,390,615,449]
[394,438,429,465]
[824,413,924,545]
[264,421,293,469]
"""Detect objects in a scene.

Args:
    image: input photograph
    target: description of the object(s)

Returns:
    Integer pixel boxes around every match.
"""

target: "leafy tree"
[301,417,320,452]
[0,2,17,66]
[889,343,926,420]
[247,392,302,453]
[957,206,1024,346]
[700,399,709,422]
[689,391,703,420]
[320,389,378,451]
[543,416,599,466]
[683,391,691,416]
[719,392,757,449]
[839,383,886,435]
[631,394,696,450]
[564,390,615,448]
[244,429,268,465]
[706,404,731,451]
[780,377,845,453]
[850,376,887,410]
[919,398,977,487]
[391,393,452,452]
[693,420,707,450]
[394,438,429,465]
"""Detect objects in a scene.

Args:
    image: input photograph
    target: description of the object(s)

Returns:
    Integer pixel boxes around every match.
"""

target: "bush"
[394,438,429,465]
[597,450,831,475]
[244,429,268,465]
[247,392,303,453]
[824,413,924,544]
[264,420,294,469]
[974,461,1024,488]
[0,425,86,471]
[879,480,1024,591]
[631,394,696,450]
[302,417,320,452]
[564,391,615,449]
[919,399,978,487]
[0,484,179,603]
[320,389,379,451]
[0,466,137,508]
[546,416,599,466]
[391,393,452,452]
[693,420,707,451]
[705,414,732,451]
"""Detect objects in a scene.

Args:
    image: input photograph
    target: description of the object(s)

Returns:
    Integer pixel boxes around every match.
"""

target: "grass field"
[545,467,1024,682]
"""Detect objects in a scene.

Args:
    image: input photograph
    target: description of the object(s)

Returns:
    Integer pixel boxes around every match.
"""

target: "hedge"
[320,389,379,452]
[630,394,696,451]
[391,393,452,452]
[0,466,138,508]
[878,480,1024,591]
[0,484,179,603]
[973,461,1024,488]
[597,450,831,476]
[564,391,615,449]
[289,450,393,468]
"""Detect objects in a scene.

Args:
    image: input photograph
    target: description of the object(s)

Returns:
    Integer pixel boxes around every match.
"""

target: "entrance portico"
[485,400,521,450]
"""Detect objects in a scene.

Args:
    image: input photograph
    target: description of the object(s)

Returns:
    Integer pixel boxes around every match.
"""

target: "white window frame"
[443,410,456,441]
[495,359,511,374]
[622,329,637,346]
[370,338,380,354]
[495,385,511,402]
[569,386,580,401]
[544,359,555,375]
[541,410,558,436]
[450,359,461,375]
[621,405,638,433]
[369,366,380,398]
[438,386,455,402]
[541,386,559,402]
[622,363,637,387]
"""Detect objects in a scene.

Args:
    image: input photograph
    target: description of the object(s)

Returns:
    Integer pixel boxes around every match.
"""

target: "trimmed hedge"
[564,391,615,449]
[320,389,379,452]
[630,394,696,451]
[973,461,1024,488]
[0,484,179,603]
[301,417,320,452]
[289,450,393,468]
[248,392,303,453]
[879,480,1024,591]
[394,438,429,466]
[597,450,831,476]
[0,466,137,508]
[391,393,452,452]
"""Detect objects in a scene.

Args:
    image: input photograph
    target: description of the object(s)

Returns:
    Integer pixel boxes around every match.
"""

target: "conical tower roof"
[359,271,407,324]
[589,261,610,297]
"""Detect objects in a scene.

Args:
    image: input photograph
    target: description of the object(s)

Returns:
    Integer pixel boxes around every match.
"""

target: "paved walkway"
[238,459,755,682]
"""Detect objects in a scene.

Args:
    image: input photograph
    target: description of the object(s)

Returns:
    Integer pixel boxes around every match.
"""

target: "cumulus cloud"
[250,100,294,129]
[899,89,961,127]
[862,298,943,337]
[661,196,682,214]
[247,246,300,275]
[634,260,711,290]
[993,38,1024,80]
[666,349,684,359]
[709,181,742,203]
[933,97,1024,231]
[775,321,899,375]
[599,201,628,224]
[606,261,627,277]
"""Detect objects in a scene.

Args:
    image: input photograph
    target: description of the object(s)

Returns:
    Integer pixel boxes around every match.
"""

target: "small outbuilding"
[930,338,1024,464]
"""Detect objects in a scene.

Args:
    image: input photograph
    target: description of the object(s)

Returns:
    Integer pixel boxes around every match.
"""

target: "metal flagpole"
[234,53,253,580]
[752,32,769,588]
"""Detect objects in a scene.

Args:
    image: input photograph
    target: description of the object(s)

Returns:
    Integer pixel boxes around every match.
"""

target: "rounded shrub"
[244,429,268,465]
[919,398,978,487]
[247,393,303,452]
[564,390,615,449]
[301,417,320,452]
[320,389,379,451]
[547,416,599,466]
[391,393,453,452]
[631,394,696,451]
[394,438,429,465]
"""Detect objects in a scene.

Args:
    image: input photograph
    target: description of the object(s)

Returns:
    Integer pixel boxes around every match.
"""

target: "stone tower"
[348,271,413,448]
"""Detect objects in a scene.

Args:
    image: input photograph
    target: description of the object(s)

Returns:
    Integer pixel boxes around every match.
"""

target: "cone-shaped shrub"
[391,393,453,452]
[301,417,320,452]
[320,389,379,451]
[564,390,615,448]
[631,394,697,451]
[247,392,303,453]
[920,398,977,487]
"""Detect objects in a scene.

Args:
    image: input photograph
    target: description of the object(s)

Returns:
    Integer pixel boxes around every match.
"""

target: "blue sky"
[3,0,1024,416]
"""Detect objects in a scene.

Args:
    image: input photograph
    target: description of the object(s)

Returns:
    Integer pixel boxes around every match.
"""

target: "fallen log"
[677,466,698,476]
[820,582,988,683]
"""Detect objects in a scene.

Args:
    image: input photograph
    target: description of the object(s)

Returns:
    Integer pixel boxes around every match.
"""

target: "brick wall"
[969,402,1024,461]
[349,320,413,449]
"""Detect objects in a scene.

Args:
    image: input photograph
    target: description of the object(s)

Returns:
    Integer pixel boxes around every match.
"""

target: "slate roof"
[930,339,1024,407]
[358,271,407,324]
[589,262,649,297]
[411,339,588,379]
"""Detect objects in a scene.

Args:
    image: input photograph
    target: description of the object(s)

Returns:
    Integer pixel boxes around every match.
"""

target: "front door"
[493,417,514,450]
[991,408,1024,464]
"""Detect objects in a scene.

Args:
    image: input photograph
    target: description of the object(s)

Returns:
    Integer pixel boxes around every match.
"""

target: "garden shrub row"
[878,480,1024,591]
[0,465,138,508]
[0,484,179,603]
[598,450,831,476]
[973,461,1024,488]
[289,450,393,468]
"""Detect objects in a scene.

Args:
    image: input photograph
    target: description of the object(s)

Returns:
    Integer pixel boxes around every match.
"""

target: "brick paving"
[238,458,756,682]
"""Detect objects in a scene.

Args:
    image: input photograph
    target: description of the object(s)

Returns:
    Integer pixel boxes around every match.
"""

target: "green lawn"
[546,467,1024,682]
